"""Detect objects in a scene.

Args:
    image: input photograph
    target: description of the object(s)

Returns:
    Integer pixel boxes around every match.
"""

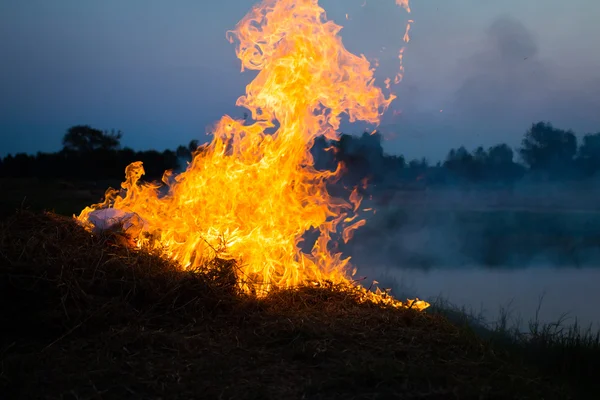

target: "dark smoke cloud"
[487,16,539,61]
[452,15,549,119]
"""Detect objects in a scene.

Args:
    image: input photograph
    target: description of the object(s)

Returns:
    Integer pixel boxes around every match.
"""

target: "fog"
[340,194,600,328]
[360,265,600,330]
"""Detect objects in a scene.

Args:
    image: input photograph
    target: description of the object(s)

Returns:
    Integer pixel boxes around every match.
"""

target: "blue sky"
[1,0,599,162]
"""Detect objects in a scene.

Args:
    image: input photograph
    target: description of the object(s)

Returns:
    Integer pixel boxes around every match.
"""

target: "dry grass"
[0,211,576,399]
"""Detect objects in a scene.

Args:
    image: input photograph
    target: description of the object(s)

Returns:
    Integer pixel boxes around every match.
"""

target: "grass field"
[1,179,600,398]
[1,210,596,399]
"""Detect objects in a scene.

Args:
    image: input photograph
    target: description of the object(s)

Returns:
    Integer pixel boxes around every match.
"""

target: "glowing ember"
[76,0,429,311]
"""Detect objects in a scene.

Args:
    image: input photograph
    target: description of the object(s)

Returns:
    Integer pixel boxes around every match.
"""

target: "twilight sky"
[1,0,599,162]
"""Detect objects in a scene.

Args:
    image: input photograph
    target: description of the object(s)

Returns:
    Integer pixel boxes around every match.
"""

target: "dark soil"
[0,211,576,399]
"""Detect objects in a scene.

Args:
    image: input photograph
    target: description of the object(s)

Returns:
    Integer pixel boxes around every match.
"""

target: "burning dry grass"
[0,211,576,399]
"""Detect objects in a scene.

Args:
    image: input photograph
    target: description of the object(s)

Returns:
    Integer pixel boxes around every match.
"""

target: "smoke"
[451,16,548,121]
[344,184,600,271]
[442,15,600,138]
[377,13,600,167]
[341,188,600,328]
[487,16,539,61]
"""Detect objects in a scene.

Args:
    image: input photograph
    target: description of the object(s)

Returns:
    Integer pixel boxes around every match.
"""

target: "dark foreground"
[0,212,584,399]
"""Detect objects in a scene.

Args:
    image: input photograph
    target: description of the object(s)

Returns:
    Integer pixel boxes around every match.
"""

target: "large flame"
[77,0,428,310]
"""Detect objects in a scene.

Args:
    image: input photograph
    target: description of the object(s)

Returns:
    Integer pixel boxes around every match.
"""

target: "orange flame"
[394,2,413,85]
[396,0,411,12]
[76,0,428,310]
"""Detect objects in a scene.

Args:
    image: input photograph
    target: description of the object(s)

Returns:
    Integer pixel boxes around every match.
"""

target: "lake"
[346,196,600,331]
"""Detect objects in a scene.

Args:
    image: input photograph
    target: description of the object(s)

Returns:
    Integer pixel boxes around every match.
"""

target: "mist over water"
[359,264,600,331]
[342,193,600,329]
[305,111,600,330]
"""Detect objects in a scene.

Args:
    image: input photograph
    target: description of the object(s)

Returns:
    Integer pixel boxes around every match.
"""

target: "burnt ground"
[0,211,585,399]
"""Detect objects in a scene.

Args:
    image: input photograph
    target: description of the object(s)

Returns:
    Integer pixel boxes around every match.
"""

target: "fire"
[395,0,413,85]
[395,0,411,12]
[77,0,429,311]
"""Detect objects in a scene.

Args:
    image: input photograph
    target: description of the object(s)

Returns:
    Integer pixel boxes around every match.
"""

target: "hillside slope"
[0,212,573,399]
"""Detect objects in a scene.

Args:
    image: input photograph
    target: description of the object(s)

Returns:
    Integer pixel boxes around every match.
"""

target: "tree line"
[1,122,600,188]
[314,121,600,189]
[0,125,199,181]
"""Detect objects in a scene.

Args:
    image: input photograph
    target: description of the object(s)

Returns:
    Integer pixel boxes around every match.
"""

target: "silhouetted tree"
[2,120,599,188]
[62,125,122,153]
[473,146,487,164]
[176,145,192,160]
[487,143,513,165]
[408,158,429,170]
[188,140,200,153]
[403,158,429,184]
[444,146,479,182]
[174,139,204,168]
[577,132,600,176]
[519,122,577,178]
[486,144,524,184]
[311,135,337,171]
[381,154,406,186]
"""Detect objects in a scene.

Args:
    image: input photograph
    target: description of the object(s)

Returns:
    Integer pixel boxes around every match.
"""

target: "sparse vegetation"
[1,210,594,399]
[425,296,600,397]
